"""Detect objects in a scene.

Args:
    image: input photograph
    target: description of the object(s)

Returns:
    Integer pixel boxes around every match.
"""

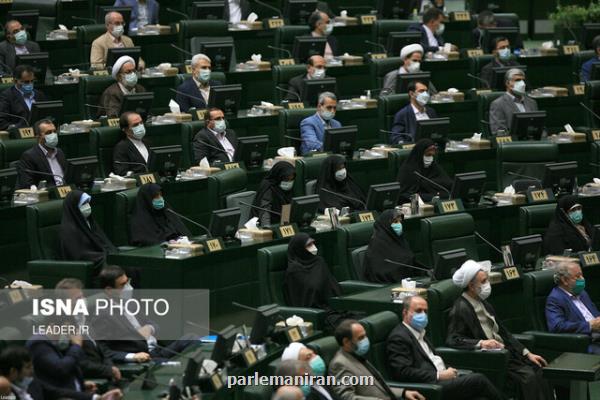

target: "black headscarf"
[251,162,295,224]
[315,155,365,211]
[59,190,117,269]
[543,195,593,255]
[283,232,341,309]
[396,139,453,202]
[364,209,419,283]
[129,183,191,246]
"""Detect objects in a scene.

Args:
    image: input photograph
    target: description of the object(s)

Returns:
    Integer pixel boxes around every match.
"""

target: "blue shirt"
[15,85,35,110]
[581,56,600,82]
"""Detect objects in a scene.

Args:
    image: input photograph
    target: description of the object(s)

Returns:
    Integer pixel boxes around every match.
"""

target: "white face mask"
[121,281,133,300]
[478,282,492,300]
[306,244,318,255]
[112,24,124,38]
[312,68,326,79]
[512,80,526,96]
[324,23,334,36]
[406,61,420,73]
[280,180,294,191]
[335,168,347,181]
[436,23,445,35]
[423,155,434,167]
[415,91,430,106]
[79,203,92,219]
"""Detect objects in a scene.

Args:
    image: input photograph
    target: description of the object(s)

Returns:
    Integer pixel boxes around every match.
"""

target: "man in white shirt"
[387,295,503,400]
[192,107,238,165]
[224,0,250,23]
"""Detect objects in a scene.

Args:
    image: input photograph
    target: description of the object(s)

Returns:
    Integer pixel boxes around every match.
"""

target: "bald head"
[273,386,303,400]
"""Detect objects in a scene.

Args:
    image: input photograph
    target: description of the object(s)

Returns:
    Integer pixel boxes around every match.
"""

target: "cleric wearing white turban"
[452,259,483,288]
[383,43,437,94]
[97,55,146,118]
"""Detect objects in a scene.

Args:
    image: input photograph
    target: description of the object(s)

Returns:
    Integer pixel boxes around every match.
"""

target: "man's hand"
[137,325,153,339]
[438,367,458,381]
[132,352,151,363]
[111,366,121,381]
[590,317,600,332]
[70,335,83,347]
[404,390,425,400]
[480,339,504,350]
[84,381,97,393]
[527,352,547,368]
[100,388,123,400]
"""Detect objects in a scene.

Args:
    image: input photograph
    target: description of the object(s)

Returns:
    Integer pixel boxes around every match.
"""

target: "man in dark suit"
[286,55,327,102]
[480,36,519,89]
[390,80,437,144]
[112,111,153,175]
[16,119,67,189]
[447,260,553,400]
[546,261,600,353]
[193,107,238,165]
[224,0,251,23]
[407,7,447,53]
[308,11,339,59]
[489,68,538,134]
[0,64,47,130]
[98,55,146,118]
[0,20,40,76]
[175,53,222,112]
[387,295,503,400]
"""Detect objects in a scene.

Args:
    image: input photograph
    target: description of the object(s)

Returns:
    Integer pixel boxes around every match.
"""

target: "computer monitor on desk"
[366,182,401,212]
[209,207,241,242]
[284,0,317,25]
[191,1,225,19]
[376,0,412,19]
[236,135,269,168]
[289,195,320,228]
[301,78,336,106]
[415,117,450,149]
[65,156,98,191]
[0,168,17,204]
[208,84,242,116]
[542,161,578,195]
[450,171,487,207]
[482,27,520,53]
[386,32,422,57]
[120,92,154,120]
[324,126,357,158]
[31,101,64,126]
[590,63,600,80]
[106,47,141,70]
[148,145,182,180]
[16,52,48,84]
[509,111,546,140]
[293,37,326,63]
[510,234,542,271]
[200,41,234,72]
[396,72,431,93]
[583,23,600,50]
[491,65,527,91]
[434,249,468,280]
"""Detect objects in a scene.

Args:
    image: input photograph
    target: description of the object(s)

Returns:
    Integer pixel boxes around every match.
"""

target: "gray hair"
[191,53,211,68]
[272,386,303,400]
[317,91,336,105]
[505,68,525,83]
[553,261,578,285]
[105,11,122,25]
[275,359,309,378]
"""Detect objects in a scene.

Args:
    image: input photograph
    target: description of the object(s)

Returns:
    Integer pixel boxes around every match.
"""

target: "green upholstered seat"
[496,142,558,190]
[273,25,310,60]
[243,384,272,400]
[370,20,415,48]
[523,270,590,360]
[518,203,556,236]
[585,80,600,129]
[336,222,375,281]
[181,120,205,167]
[420,213,478,266]
[278,108,316,153]
[226,191,256,227]
[572,50,595,81]
[369,57,403,89]
[350,245,369,281]
[79,75,116,119]
[272,64,308,103]
[26,200,95,287]
[306,335,340,366]
[89,126,121,178]
[477,91,504,134]
[0,139,37,168]
[386,148,412,175]
[592,142,600,178]
[76,24,107,67]
[378,94,410,143]
[177,20,229,62]
[113,188,139,246]
[207,168,248,210]
[469,55,494,88]
[294,157,326,196]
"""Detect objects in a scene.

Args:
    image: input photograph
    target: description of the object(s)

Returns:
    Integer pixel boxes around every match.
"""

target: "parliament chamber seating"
[278,108,315,152]
[420,213,479,266]
[518,203,556,236]
[495,141,559,190]
[272,64,307,103]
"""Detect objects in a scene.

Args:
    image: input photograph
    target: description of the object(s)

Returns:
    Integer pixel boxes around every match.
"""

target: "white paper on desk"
[594,178,600,184]
[169,99,180,114]
[277,147,295,158]
[417,194,425,207]
[68,68,80,75]
[503,185,515,194]
[177,236,191,244]
[444,43,452,53]
[244,217,259,229]
[30,185,37,191]
[10,280,33,288]
[447,87,459,93]
[471,133,482,141]
[261,101,274,108]
[247,12,258,22]
[199,157,210,168]
[402,279,416,289]
[108,173,125,181]
[251,53,262,63]
[58,24,68,31]
[564,123,575,133]
[542,41,554,49]
[286,315,304,326]
[340,10,348,17]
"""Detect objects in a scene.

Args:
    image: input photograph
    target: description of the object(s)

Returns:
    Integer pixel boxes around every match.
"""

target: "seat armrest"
[387,381,443,400]
[523,330,590,353]
[435,347,509,370]
[279,306,326,330]
[28,260,95,287]
[339,280,384,295]
[117,246,137,252]
[513,333,535,349]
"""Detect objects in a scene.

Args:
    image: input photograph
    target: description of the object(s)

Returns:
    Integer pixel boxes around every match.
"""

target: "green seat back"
[387,148,412,175]
[79,76,116,119]
[336,222,375,281]
[181,121,205,167]
[113,188,139,246]
[572,50,595,81]
[359,311,400,380]
[76,24,107,67]
[371,20,414,47]
[306,336,340,367]
[89,126,122,178]
[378,94,410,140]
[585,80,600,129]
[294,157,326,196]
[523,269,555,332]
[274,25,310,59]
[257,244,289,304]
[477,91,504,134]
[243,384,272,400]
[469,55,494,87]
[370,57,403,89]
[426,278,462,347]
[26,200,64,260]
[139,75,180,115]
[496,142,558,190]
[178,20,229,62]
[0,139,37,168]
[592,142,600,178]
[420,213,478,266]
[11,0,57,41]
[272,64,308,103]
[278,108,316,153]
[350,245,369,281]
[226,191,256,227]
[518,203,556,236]
[207,168,248,210]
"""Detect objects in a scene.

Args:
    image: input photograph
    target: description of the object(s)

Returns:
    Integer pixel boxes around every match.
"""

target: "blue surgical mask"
[300,384,311,396]
[79,203,92,219]
[14,30,27,46]
[309,355,326,376]
[320,110,334,121]
[573,278,585,295]
[44,132,58,148]
[312,68,326,79]
[280,180,294,191]
[354,337,370,357]
[214,119,226,133]
[21,83,33,95]
[152,197,165,210]
[198,69,211,82]
[416,91,430,106]
[569,210,583,224]
[16,376,33,389]
[123,72,138,87]
[112,24,124,38]
[410,312,428,331]
[391,222,403,236]
[132,124,145,140]
[498,47,511,60]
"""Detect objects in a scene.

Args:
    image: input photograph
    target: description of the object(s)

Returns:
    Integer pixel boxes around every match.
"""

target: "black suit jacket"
[287,73,308,101]
[387,323,439,383]
[16,144,68,189]
[224,0,251,21]
[192,127,238,165]
[0,85,47,129]
[480,58,519,89]
[327,35,339,56]
[0,40,41,75]
[80,339,115,379]
[97,83,146,118]
[407,23,445,53]
[390,104,438,144]
[112,138,154,175]
[174,77,222,112]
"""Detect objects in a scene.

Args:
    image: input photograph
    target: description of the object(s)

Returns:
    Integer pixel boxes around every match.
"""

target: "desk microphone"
[474,231,503,255]
[467,73,490,90]
[268,46,293,58]
[381,129,413,144]
[165,8,189,21]
[414,171,451,199]
[283,135,303,142]
[0,111,29,127]
[195,139,229,155]
[0,60,12,74]
[232,301,288,327]
[238,201,281,216]
[113,160,149,173]
[364,40,387,54]
[590,162,600,168]
[166,208,212,237]
[249,0,283,18]
[21,168,65,184]
[507,171,542,184]
[383,259,434,280]
[169,88,206,103]
[319,187,366,209]
[580,102,600,123]
[275,86,302,103]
